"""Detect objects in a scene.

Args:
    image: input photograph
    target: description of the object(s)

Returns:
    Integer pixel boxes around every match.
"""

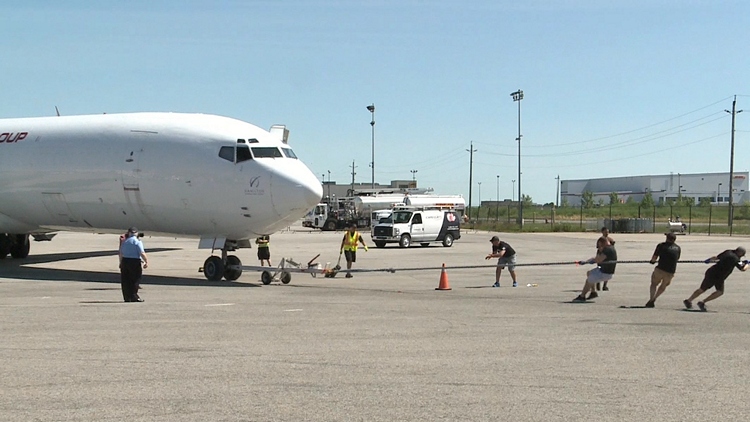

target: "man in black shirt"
[683,247,748,312]
[573,237,617,302]
[645,233,681,308]
[485,236,518,287]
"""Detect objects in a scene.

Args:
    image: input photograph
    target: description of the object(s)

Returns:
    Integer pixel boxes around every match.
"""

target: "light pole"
[511,179,516,201]
[555,175,561,207]
[466,142,477,220]
[478,181,482,220]
[367,104,375,189]
[510,89,524,227]
[718,183,722,203]
[496,175,500,222]
[322,173,326,198]
[410,169,418,181]
[327,170,331,199]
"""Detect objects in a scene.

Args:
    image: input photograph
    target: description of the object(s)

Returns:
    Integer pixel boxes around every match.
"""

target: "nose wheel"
[202,251,243,281]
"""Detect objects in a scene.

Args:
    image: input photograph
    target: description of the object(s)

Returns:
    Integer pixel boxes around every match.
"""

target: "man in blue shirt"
[119,227,149,302]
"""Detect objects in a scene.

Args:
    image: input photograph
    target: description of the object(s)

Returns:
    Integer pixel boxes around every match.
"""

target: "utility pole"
[350,160,357,195]
[410,169,418,181]
[555,175,561,207]
[726,96,743,228]
[466,142,477,220]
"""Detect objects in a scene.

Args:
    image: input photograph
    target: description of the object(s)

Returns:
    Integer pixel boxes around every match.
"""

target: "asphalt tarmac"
[2,227,749,421]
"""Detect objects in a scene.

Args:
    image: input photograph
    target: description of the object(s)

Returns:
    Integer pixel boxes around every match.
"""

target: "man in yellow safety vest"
[340,223,368,278]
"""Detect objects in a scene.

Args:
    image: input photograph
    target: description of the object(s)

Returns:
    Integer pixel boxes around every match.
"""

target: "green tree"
[641,192,655,208]
[626,196,636,204]
[609,192,619,205]
[522,194,533,207]
[698,197,712,207]
[740,202,750,220]
[581,190,594,209]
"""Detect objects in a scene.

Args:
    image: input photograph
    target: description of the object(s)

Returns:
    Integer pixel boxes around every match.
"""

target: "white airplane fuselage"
[0,112,322,279]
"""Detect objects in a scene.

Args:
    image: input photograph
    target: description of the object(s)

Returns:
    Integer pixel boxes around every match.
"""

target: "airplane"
[0,112,323,281]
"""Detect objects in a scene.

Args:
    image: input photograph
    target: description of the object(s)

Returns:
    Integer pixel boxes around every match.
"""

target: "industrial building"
[561,172,750,206]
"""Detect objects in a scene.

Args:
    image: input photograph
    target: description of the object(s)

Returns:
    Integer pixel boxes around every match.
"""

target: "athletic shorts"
[257,247,270,260]
[497,255,516,271]
[344,250,356,263]
[699,276,725,292]
[651,267,675,285]
[586,268,613,284]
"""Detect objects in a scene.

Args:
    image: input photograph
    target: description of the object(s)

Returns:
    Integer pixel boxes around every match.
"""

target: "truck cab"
[371,206,461,248]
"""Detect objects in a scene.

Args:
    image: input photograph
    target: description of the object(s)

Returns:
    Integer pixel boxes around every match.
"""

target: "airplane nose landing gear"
[201,245,243,281]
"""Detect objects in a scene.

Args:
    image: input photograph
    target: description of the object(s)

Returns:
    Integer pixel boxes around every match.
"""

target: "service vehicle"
[371,206,461,248]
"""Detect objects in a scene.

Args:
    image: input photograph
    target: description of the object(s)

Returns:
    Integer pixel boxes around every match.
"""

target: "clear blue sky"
[3,0,749,205]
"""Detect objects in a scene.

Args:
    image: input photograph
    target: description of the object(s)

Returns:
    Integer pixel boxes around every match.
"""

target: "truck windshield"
[392,211,413,224]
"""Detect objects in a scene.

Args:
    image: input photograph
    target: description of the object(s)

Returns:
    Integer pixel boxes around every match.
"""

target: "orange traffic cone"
[436,263,452,291]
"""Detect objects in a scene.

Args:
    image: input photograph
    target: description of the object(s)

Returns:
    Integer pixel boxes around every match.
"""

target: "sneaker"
[587,291,598,300]
[602,285,609,291]
[697,301,707,312]
[492,282,500,288]
[345,273,353,278]
[512,282,518,287]
[683,299,692,309]
[572,295,586,303]
[645,300,655,308]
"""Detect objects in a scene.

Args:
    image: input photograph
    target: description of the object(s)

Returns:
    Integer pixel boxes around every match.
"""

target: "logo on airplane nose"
[245,176,265,196]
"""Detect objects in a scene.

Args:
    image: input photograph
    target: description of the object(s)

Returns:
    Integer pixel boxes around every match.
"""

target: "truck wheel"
[399,234,411,248]
[324,220,337,231]
[442,234,454,247]
[375,241,386,248]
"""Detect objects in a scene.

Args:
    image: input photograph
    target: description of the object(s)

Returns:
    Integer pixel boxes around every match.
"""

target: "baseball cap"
[490,236,499,242]
[665,233,676,241]
[128,226,138,234]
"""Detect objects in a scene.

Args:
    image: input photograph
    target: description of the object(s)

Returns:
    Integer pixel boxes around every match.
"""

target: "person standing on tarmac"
[340,223,368,278]
[486,236,518,287]
[683,247,748,312]
[645,233,681,308]
[119,227,148,303]
[255,235,271,267]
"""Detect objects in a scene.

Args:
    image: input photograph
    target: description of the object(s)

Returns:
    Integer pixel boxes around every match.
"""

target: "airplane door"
[411,213,424,241]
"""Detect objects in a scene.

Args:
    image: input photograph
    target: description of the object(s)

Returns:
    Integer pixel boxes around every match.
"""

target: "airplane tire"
[261,271,273,285]
[203,256,225,281]
[0,234,11,259]
[10,234,30,259]
[224,255,243,281]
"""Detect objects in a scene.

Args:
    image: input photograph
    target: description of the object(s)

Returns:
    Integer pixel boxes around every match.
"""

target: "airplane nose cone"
[270,168,323,221]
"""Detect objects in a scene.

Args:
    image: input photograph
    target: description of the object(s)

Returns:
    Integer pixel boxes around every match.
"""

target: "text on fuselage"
[0,132,28,143]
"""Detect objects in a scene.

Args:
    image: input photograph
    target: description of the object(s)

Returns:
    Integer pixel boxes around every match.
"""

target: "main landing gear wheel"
[10,234,30,259]
[0,234,11,259]
[223,255,242,281]
[203,256,225,281]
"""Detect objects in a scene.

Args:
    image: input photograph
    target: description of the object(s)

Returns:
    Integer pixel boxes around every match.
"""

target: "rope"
[349,260,711,274]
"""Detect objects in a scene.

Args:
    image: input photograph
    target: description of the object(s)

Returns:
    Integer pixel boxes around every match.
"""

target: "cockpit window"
[247,138,259,143]
[237,145,252,162]
[251,147,283,158]
[218,145,253,163]
[282,148,298,159]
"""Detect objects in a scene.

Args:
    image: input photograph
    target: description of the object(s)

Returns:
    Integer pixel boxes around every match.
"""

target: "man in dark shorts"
[485,236,518,287]
[573,237,616,302]
[255,235,271,266]
[597,227,616,291]
[645,233,681,308]
[683,247,748,312]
